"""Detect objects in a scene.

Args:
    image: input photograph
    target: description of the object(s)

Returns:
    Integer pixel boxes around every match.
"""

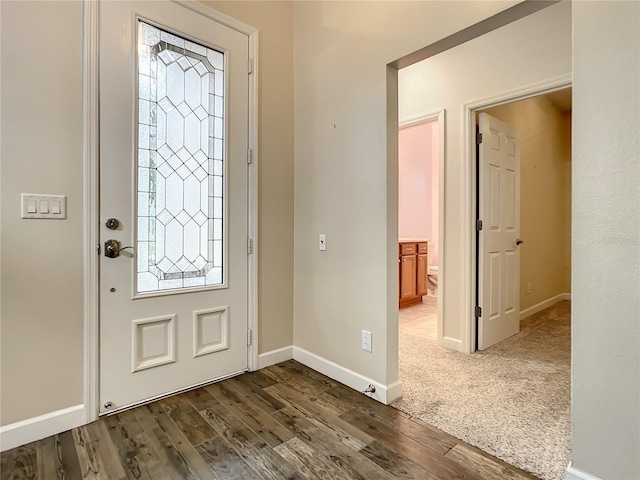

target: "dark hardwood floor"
[1,360,537,479]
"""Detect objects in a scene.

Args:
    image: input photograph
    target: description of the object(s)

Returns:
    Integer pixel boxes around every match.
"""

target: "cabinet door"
[400,255,417,299]
[417,253,428,296]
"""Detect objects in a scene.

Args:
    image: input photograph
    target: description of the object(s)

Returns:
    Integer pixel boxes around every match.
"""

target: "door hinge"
[248,59,253,74]
[247,148,253,164]
[476,132,483,144]
[475,306,482,318]
[476,219,483,231]
[96,243,101,255]
[247,329,252,345]
[247,238,253,254]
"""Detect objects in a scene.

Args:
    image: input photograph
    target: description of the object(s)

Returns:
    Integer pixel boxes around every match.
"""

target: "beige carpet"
[393,298,571,480]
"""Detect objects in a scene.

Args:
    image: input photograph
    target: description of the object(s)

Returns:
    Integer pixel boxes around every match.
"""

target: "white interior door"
[477,112,521,350]
[99,1,249,413]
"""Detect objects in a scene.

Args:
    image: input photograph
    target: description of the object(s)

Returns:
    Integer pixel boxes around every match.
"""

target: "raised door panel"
[400,255,417,299]
[417,254,428,296]
[478,112,521,350]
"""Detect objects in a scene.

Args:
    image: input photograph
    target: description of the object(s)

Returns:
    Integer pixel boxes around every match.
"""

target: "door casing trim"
[82,0,260,424]
[83,0,100,424]
[463,73,572,354]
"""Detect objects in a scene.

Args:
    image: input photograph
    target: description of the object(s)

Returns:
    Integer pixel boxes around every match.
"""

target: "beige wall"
[292,0,523,387]
[4,5,638,477]
[0,0,293,427]
[205,1,294,354]
[1,1,85,425]
[484,95,572,311]
[572,1,639,477]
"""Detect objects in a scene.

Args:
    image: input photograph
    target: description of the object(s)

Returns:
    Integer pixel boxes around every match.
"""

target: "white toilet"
[427,266,438,298]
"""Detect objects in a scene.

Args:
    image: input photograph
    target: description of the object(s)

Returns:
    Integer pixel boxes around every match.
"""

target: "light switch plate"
[21,194,67,219]
[319,234,327,251]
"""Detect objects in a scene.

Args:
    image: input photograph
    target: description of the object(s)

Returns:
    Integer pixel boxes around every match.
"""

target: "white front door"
[477,112,521,350]
[99,1,249,413]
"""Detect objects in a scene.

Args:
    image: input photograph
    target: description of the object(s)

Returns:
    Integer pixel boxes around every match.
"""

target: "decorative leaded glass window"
[136,21,225,294]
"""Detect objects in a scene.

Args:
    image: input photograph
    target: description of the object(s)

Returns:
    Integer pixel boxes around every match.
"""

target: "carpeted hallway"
[393,297,571,480]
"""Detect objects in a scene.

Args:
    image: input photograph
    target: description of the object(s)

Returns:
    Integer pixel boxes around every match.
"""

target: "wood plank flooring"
[1,361,538,480]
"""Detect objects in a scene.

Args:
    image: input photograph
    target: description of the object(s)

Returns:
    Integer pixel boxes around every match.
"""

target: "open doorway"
[394,88,572,480]
[398,111,444,347]
[474,89,572,351]
[389,2,572,477]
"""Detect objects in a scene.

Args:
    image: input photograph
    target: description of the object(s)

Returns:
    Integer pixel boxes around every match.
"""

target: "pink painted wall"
[398,121,439,265]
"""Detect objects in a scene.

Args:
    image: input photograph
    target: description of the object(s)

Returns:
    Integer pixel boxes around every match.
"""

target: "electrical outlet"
[526,282,533,294]
[362,330,372,352]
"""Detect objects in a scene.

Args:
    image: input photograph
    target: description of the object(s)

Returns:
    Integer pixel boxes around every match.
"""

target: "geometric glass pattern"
[136,21,225,293]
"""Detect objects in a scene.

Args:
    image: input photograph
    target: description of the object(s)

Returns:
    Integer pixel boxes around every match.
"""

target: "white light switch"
[21,194,67,219]
[319,234,327,251]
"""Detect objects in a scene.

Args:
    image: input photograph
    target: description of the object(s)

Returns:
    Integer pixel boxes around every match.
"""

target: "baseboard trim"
[292,347,402,405]
[566,462,602,480]
[441,336,463,352]
[0,404,85,452]
[385,380,403,403]
[258,345,293,369]
[520,293,571,321]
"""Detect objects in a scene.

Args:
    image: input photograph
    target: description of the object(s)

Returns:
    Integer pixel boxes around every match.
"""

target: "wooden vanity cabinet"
[417,253,428,296]
[399,241,428,308]
[400,253,417,300]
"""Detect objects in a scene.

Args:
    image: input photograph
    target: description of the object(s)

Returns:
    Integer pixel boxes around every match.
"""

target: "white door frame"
[463,74,572,353]
[398,109,446,347]
[82,0,259,424]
